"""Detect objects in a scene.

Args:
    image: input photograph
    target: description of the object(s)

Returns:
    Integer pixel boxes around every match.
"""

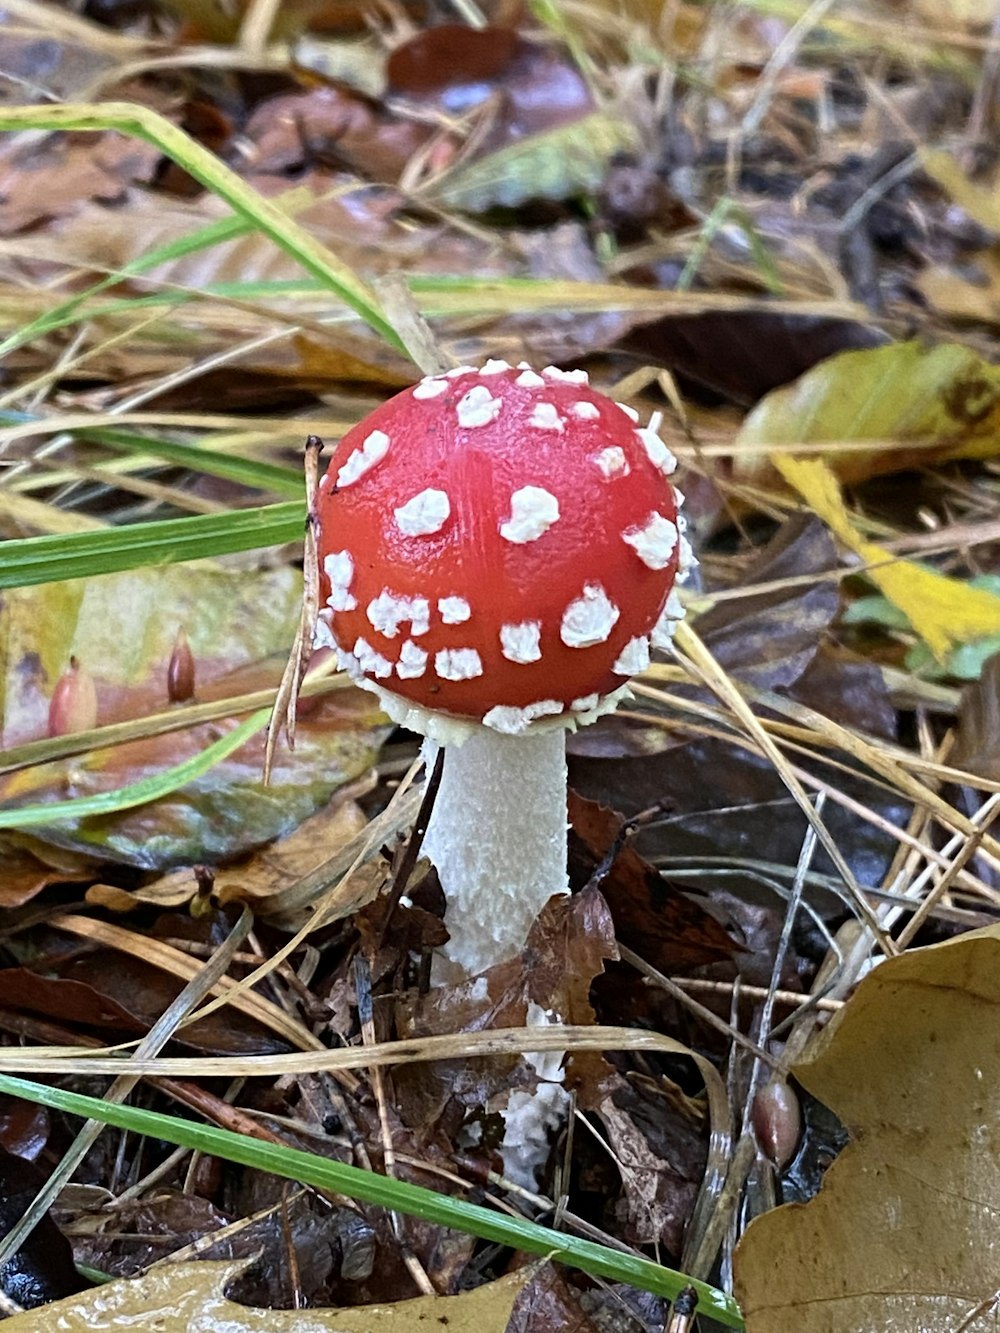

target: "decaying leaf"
[3,1258,529,1332]
[736,339,1000,485]
[775,454,1000,661]
[734,925,1000,1332]
[568,791,739,971]
[625,312,886,407]
[0,564,387,867]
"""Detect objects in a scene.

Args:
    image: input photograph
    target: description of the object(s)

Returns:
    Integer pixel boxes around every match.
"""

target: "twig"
[354,957,436,1296]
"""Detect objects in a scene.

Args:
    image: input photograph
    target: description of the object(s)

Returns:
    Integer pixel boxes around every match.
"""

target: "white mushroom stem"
[421,728,570,980]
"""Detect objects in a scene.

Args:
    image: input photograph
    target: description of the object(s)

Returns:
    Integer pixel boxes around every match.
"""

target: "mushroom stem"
[421,727,570,979]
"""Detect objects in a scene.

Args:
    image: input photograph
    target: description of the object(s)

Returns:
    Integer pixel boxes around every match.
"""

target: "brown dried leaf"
[735,925,1000,1332]
[952,649,1000,780]
[595,1070,706,1255]
[623,311,886,407]
[696,515,839,692]
[569,791,739,971]
[0,841,95,908]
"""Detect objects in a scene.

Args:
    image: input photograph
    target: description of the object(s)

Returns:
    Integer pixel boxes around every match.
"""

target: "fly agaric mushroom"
[314,361,693,977]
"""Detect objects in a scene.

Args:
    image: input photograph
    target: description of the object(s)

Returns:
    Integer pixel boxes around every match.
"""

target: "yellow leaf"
[5,1259,529,1332]
[773,453,1000,659]
[920,148,1000,233]
[736,339,1000,485]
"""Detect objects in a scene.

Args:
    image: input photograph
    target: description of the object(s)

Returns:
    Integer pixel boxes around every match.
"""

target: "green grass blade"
[0,1074,743,1326]
[0,502,305,589]
[0,103,405,356]
[0,413,305,497]
[0,211,257,359]
[0,708,268,829]
[80,427,305,497]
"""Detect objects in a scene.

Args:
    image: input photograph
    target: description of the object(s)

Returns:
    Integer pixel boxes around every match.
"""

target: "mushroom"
[314,361,692,978]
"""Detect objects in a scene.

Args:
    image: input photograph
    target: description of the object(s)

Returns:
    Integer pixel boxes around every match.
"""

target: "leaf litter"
[1,0,1000,1329]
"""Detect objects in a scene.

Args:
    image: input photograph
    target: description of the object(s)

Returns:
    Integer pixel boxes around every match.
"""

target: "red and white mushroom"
[314,361,692,976]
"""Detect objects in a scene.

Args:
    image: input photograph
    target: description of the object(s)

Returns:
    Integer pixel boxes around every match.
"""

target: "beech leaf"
[734,925,1000,1331]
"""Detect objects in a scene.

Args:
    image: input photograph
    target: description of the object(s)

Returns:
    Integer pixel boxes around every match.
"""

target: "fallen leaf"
[430,111,638,211]
[3,1257,528,1331]
[952,650,1000,780]
[737,339,1000,485]
[920,147,1000,233]
[508,1263,601,1333]
[0,841,95,908]
[734,924,1000,1332]
[774,453,1000,660]
[624,311,886,407]
[568,792,739,971]
[695,515,839,692]
[0,564,387,868]
[386,24,520,94]
[596,1071,706,1255]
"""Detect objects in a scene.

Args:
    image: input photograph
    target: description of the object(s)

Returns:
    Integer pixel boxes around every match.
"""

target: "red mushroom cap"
[314,362,691,734]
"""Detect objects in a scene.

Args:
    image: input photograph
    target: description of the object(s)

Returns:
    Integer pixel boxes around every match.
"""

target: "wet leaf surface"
[3,1258,528,1331]
[624,312,887,407]
[0,1146,86,1309]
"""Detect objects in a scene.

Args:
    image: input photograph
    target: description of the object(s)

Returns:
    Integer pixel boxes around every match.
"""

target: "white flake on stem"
[422,728,570,978]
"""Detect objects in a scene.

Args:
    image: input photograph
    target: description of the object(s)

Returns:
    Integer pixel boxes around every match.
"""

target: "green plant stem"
[0,1074,743,1326]
[0,708,268,828]
[0,501,305,589]
[0,103,405,355]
